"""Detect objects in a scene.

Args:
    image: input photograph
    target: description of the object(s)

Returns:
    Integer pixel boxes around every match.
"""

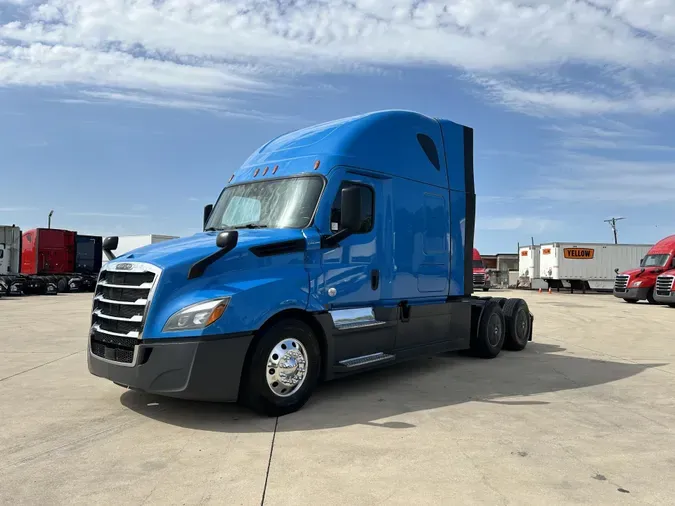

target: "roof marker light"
[254,168,260,177]
[263,166,269,176]
[273,165,279,174]
[314,160,321,170]
[228,174,234,183]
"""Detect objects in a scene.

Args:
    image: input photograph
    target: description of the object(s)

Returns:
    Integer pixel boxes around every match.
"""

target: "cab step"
[337,352,395,369]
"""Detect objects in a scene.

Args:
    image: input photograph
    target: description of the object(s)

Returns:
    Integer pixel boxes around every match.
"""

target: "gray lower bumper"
[613,287,649,301]
[88,333,254,402]
[654,290,675,304]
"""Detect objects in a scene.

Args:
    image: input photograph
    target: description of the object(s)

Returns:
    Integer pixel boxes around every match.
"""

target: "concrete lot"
[1,290,675,505]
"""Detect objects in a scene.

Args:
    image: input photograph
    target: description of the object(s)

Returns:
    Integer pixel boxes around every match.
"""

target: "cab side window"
[330,181,374,233]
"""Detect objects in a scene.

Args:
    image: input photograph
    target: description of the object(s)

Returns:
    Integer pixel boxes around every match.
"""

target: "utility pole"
[604,217,625,244]
[48,210,54,229]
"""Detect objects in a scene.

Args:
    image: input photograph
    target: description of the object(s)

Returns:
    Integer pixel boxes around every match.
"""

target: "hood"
[620,266,666,278]
[473,267,486,273]
[110,228,307,270]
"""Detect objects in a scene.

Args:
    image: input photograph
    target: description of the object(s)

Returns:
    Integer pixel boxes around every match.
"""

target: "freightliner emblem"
[115,263,133,271]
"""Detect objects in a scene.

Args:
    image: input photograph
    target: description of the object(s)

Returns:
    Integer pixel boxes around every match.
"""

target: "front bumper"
[88,333,254,402]
[613,287,649,301]
[654,290,675,304]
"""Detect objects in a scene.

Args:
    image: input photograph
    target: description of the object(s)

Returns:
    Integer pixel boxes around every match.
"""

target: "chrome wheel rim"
[266,337,308,397]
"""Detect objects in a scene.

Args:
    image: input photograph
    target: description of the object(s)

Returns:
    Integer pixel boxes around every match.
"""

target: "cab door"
[318,172,382,308]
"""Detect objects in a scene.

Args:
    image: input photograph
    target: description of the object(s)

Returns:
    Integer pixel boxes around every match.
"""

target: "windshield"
[206,176,324,230]
[473,260,484,269]
[641,254,670,267]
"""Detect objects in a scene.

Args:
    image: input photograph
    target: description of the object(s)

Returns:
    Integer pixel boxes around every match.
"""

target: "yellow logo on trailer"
[563,248,595,259]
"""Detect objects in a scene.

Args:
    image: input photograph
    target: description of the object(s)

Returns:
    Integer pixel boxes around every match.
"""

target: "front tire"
[470,299,505,359]
[240,319,321,417]
[647,288,659,305]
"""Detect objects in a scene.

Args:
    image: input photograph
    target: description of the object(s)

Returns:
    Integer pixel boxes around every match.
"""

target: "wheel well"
[237,308,329,398]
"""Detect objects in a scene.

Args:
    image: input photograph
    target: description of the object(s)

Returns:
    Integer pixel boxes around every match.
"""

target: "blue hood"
[112,229,306,270]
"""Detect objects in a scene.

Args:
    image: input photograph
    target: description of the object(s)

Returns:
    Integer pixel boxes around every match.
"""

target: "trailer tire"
[502,298,530,351]
[240,319,321,417]
[470,299,505,359]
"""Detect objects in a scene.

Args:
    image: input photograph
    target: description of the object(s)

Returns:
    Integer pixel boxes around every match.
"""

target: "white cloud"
[0,0,673,114]
[526,152,675,204]
[476,215,560,233]
[0,206,37,211]
[67,211,148,218]
[544,119,675,152]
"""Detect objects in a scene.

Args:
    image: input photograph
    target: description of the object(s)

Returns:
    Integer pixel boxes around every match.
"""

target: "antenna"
[604,217,625,244]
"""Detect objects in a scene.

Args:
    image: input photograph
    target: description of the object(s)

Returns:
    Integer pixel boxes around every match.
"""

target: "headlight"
[632,281,643,287]
[163,297,231,332]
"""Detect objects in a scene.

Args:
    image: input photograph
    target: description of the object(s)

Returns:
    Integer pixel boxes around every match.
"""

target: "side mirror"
[614,268,619,274]
[203,204,213,230]
[340,186,365,232]
[103,236,118,252]
[216,230,238,249]
[639,257,645,267]
[102,236,119,261]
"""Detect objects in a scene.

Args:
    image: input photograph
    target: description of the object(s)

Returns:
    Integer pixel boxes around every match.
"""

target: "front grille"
[656,275,674,297]
[97,285,151,303]
[614,275,629,292]
[473,273,485,286]
[99,271,155,286]
[90,330,136,364]
[90,263,159,364]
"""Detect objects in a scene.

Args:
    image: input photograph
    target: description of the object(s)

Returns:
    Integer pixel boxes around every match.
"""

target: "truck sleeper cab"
[88,110,535,417]
[472,248,490,292]
[614,235,675,304]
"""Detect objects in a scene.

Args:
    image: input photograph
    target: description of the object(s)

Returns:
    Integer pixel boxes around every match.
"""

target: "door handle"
[371,269,379,290]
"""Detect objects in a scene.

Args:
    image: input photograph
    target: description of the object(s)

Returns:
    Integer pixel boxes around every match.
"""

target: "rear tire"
[240,319,321,417]
[57,277,67,293]
[502,298,531,351]
[470,299,505,359]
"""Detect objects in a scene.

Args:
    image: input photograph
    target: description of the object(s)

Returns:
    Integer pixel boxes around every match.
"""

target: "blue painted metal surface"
[105,109,474,338]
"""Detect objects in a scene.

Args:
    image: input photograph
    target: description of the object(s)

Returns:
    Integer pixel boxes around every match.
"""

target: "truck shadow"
[120,342,664,433]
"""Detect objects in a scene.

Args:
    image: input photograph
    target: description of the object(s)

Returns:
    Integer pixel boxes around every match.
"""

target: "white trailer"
[517,245,547,290]
[101,234,179,266]
[539,242,652,291]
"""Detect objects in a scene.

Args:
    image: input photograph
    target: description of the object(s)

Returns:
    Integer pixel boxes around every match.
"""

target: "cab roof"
[230,109,471,192]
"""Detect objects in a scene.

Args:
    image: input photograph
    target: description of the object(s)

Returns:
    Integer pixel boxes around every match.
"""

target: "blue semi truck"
[88,110,535,416]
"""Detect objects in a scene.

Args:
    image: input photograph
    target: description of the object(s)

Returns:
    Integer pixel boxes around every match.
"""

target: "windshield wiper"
[232,223,268,229]
[204,227,224,232]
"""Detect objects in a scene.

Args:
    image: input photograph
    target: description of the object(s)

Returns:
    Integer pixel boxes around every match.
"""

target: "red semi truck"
[0,226,101,295]
[613,234,675,304]
[472,247,491,292]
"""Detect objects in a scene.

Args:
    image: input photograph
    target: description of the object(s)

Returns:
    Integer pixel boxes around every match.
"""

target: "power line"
[604,217,625,244]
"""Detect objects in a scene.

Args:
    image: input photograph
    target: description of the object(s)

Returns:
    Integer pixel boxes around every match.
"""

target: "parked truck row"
[0,227,179,297]
[0,226,103,296]
[612,235,675,306]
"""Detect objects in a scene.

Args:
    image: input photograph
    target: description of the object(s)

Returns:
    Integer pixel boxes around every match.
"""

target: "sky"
[1,0,674,254]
